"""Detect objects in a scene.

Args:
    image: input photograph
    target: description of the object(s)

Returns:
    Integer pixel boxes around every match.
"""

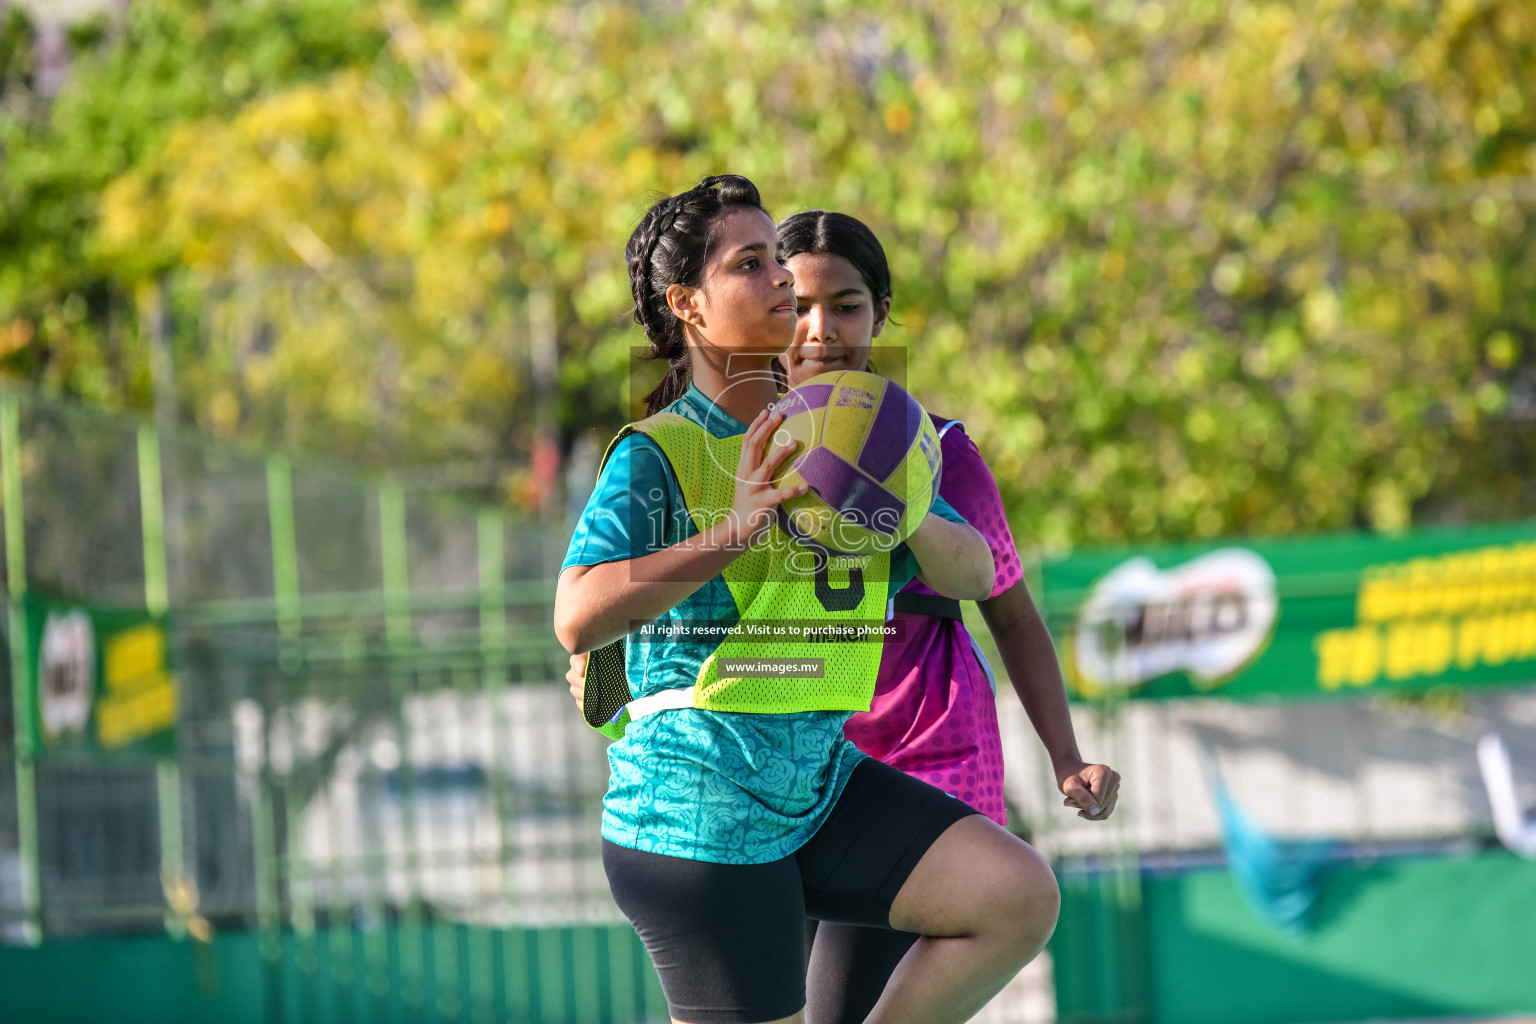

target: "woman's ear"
[666,283,704,327]
[870,296,892,339]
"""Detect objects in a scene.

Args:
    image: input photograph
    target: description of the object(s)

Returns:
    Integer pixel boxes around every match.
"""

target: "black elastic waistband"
[890,593,964,621]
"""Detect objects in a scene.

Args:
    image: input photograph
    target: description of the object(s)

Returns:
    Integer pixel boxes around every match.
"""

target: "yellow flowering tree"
[8,0,1536,542]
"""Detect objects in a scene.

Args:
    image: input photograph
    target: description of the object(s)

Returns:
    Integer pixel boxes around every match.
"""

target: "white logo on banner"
[1070,548,1278,692]
[40,609,95,741]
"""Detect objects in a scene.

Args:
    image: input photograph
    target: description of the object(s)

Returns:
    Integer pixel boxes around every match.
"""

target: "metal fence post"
[2,391,42,946]
[382,482,428,1014]
[138,424,187,940]
[478,509,510,1024]
[260,456,297,1021]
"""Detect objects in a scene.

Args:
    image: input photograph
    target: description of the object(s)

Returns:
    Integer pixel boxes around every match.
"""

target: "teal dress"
[561,383,968,864]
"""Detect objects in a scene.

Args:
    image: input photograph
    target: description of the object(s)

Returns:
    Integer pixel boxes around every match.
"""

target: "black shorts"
[804,920,920,1024]
[603,756,979,1024]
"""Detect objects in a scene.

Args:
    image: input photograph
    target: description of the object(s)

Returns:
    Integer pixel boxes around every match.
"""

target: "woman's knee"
[950,829,1058,955]
[995,842,1060,954]
[889,815,1059,946]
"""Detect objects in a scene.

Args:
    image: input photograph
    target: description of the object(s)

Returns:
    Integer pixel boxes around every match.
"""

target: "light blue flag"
[1202,746,1337,935]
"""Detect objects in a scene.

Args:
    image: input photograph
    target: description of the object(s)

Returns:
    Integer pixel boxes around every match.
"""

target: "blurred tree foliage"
[3,0,1534,546]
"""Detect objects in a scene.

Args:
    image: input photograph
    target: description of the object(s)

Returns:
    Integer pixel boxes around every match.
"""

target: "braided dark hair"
[772,210,893,387]
[626,174,769,415]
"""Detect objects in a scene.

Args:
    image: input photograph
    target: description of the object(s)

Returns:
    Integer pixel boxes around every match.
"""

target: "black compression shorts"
[603,756,980,1024]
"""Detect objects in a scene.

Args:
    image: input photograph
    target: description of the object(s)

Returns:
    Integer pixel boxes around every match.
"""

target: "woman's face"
[780,253,890,386]
[675,208,797,353]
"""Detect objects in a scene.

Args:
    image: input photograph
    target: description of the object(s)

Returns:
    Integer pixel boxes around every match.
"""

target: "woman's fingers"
[755,431,799,482]
[738,409,780,476]
[741,408,769,445]
[1062,777,1097,814]
[748,408,773,446]
[1078,789,1119,820]
[737,413,762,459]
[1092,768,1121,806]
[1060,764,1121,820]
[770,482,810,505]
[728,409,808,550]
[1076,769,1120,820]
[566,652,587,707]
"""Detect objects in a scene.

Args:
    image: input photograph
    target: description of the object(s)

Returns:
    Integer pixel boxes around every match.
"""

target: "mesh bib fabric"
[581,412,889,739]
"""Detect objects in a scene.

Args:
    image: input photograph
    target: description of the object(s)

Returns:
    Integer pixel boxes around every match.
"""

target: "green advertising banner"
[24,596,178,756]
[1040,520,1536,701]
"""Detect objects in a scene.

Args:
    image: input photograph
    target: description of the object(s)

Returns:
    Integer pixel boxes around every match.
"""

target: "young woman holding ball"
[774,209,1121,1024]
[555,175,1061,1024]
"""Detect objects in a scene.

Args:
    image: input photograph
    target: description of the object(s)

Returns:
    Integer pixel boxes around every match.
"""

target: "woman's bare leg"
[864,816,1059,1024]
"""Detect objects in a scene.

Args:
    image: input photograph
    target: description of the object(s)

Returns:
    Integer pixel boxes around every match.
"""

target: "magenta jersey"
[842,418,1025,825]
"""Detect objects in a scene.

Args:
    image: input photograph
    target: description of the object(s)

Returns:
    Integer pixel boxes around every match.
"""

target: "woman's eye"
[838,305,861,313]
[795,307,809,316]
[742,258,759,270]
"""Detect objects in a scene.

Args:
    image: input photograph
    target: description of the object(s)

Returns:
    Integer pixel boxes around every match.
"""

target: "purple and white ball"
[768,370,942,556]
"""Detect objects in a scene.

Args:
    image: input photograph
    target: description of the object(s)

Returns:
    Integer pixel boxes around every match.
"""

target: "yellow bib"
[580,412,890,738]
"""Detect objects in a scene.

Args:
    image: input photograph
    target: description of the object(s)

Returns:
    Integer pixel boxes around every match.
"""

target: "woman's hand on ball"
[726,407,808,550]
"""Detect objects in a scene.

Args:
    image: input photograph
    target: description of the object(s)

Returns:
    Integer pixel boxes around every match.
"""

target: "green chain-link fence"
[0,385,672,1022]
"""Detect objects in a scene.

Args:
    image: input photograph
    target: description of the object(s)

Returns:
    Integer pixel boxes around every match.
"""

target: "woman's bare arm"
[978,579,1120,820]
[906,513,994,601]
[554,406,806,654]
[555,524,745,654]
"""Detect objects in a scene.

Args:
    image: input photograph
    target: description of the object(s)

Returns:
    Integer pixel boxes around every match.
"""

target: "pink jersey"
[843,419,1025,825]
